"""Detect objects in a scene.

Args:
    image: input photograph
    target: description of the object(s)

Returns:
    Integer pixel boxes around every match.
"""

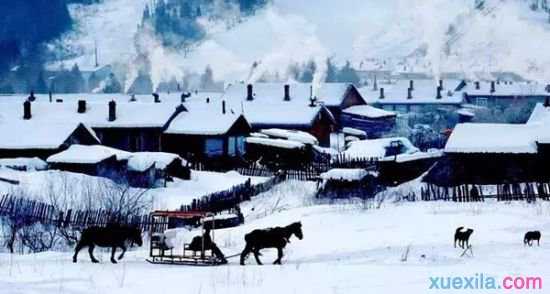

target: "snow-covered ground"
[150,170,269,210]
[1,179,549,293]
[0,168,267,211]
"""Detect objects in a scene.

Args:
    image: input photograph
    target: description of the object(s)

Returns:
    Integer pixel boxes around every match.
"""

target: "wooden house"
[361,79,465,114]
[162,100,252,168]
[340,105,396,138]
[222,83,367,146]
[463,81,550,108]
[425,104,550,187]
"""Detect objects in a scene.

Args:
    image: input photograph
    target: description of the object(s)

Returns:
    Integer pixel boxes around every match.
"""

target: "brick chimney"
[153,93,161,103]
[409,80,414,91]
[439,79,443,89]
[490,81,496,94]
[108,100,116,122]
[284,84,291,101]
[77,100,86,113]
[23,100,31,120]
[246,84,253,101]
[436,86,442,99]
[379,88,385,99]
[407,88,412,99]
[222,100,226,114]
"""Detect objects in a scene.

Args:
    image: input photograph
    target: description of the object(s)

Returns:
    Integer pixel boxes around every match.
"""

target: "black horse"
[240,222,303,265]
[454,226,474,249]
[73,225,143,264]
[524,231,541,247]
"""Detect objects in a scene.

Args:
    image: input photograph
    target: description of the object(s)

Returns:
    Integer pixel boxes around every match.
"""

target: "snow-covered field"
[1,180,549,293]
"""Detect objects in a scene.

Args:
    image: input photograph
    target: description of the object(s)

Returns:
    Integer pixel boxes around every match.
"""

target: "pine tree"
[338,61,360,85]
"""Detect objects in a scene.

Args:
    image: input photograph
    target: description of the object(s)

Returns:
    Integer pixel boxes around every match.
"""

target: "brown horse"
[73,225,143,264]
[240,222,303,265]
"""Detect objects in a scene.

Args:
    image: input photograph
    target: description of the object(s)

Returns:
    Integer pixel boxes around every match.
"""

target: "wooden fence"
[420,182,550,202]
[0,194,154,231]
[179,174,285,213]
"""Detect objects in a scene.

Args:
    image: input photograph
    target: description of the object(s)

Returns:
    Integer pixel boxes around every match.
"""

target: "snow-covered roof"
[165,101,247,135]
[47,144,132,164]
[445,123,540,154]
[224,82,356,107]
[360,79,465,105]
[0,121,98,150]
[320,168,369,181]
[342,105,396,118]
[0,157,48,171]
[0,101,181,129]
[463,81,550,97]
[245,137,305,149]
[259,129,318,145]
[127,152,185,172]
[218,83,344,127]
[343,137,419,159]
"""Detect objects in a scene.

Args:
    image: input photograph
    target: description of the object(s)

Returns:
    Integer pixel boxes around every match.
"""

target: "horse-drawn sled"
[146,211,228,266]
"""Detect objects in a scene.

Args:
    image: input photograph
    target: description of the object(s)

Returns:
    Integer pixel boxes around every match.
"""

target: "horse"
[73,225,143,264]
[240,222,303,265]
[454,226,474,249]
[524,231,541,247]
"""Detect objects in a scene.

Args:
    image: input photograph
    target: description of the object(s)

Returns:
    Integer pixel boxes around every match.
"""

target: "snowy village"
[2,0,550,293]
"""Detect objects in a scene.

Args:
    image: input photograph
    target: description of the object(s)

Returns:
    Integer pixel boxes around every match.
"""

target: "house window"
[227,136,246,156]
[205,138,224,157]
[237,136,246,154]
[228,137,236,156]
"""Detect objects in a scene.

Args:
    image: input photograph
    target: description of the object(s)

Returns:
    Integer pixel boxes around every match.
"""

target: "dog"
[524,231,541,247]
[454,226,474,249]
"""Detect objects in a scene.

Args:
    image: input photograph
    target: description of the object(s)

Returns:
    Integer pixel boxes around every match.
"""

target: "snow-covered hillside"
[1,180,550,293]
[52,0,550,86]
